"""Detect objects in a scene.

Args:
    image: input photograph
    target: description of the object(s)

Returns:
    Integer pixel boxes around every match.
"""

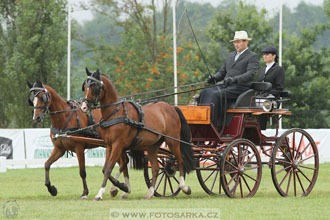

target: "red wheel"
[271,129,319,197]
[220,139,262,198]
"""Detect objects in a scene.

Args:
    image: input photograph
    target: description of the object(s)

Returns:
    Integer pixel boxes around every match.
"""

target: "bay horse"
[27,79,130,199]
[80,68,195,200]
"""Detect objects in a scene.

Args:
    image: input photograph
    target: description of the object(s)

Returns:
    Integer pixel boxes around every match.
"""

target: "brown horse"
[27,79,130,199]
[80,69,195,200]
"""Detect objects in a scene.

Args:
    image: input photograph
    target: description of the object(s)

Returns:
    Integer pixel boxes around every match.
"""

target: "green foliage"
[0,0,67,128]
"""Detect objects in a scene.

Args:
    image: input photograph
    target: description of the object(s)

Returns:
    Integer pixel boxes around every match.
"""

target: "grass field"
[0,163,330,220]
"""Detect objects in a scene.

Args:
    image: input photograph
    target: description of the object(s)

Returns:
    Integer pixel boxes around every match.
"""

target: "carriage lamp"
[262,96,277,112]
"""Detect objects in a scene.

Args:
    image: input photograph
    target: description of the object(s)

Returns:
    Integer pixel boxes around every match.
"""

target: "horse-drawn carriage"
[145,83,319,198]
[28,70,319,199]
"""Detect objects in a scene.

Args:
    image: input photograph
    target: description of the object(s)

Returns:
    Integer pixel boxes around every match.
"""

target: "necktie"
[234,52,240,61]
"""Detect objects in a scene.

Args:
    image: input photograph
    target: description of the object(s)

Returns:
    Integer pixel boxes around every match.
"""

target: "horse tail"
[129,150,146,170]
[174,106,195,173]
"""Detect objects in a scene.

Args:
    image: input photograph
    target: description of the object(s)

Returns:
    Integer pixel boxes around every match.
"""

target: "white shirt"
[265,62,275,74]
[234,48,248,61]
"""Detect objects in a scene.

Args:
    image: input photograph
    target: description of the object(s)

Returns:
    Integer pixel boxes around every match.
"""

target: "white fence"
[0,128,330,171]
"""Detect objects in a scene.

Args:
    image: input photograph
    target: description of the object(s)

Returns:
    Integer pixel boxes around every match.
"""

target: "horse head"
[27,78,51,122]
[81,68,104,113]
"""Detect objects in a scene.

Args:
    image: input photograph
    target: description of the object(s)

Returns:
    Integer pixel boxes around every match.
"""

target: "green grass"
[0,164,330,220]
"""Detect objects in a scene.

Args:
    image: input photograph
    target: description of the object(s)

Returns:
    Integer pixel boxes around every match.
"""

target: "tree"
[0,0,68,128]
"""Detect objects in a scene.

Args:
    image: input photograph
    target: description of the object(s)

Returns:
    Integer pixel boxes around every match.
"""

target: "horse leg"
[95,145,126,201]
[167,141,191,195]
[44,146,65,196]
[119,153,131,199]
[144,148,159,199]
[76,146,89,199]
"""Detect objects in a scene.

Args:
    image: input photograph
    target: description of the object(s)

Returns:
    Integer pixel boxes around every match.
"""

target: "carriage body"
[170,85,319,198]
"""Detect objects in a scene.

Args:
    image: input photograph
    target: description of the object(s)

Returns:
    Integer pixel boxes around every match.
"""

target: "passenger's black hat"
[261,46,278,54]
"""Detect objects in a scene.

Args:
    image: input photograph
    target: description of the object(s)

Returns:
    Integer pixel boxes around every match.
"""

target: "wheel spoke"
[285,169,293,195]
[296,171,306,194]
[155,172,165,192]
[294,134,304,160]
[244,166,259,171]
[274,159,292,165]
[276,165,291,175]
[278,145,292,163]
[293,169,297,197]
[291,132,295,161]
[299,154,315,164]
[238,145,242,165]
[242,172,257,182]
[224,170,238,175]
[239,177,243,198]
[210,170,219,192]
[241,175,252,193]
[225,159,238,170]
[167,176,175,194]
[299,165,316,171]
[204,169,216,183]
[279,167,292,187]
[242,152,256,167]
[162,176,167,196]
[231,176,239,197]
[226,173,238,186]
[172,175,180,184]
[296,167,312,184]
[229,148,239,166]
[296,143,311,160]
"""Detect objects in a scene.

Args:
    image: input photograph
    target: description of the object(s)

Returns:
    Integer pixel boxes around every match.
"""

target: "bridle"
[81,75,104,108]
[29,87,50,114]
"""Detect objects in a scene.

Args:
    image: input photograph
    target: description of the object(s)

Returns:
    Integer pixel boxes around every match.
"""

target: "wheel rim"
[196,155,222,195]
[143,157,182,197]
[271,129,319,197]
[220,139,262,198]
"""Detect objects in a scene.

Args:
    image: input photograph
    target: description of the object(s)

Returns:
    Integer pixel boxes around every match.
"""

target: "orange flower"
[178,95,182,100]
[194,71,199,75]
[195,56,199,60]
[168,67,172,72]
[161,36,165,41]
[177,70,181,74]
[151,68,159,74]
[115,56,119,61]
[132,81,136,85]
[129,50,133,54]
[164,53,168,57]
[116,69,120,73]
[148,77,153,82]
[182,74,187,79]
[134,89,139,94]
[169,47,173,51]
[188,43,192,47]
[126,82,130,87]
[146,84,150,88]
[159,52,163,55]
[186,55,191,59]
[119,61,123,65]
[153,63,157,66]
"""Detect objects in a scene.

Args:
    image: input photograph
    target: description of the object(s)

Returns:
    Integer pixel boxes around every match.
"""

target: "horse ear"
[86,67,91,76]
[81,80,86,91]
[36,78,43,87]
[27,79,33,89]
[96,69,101,79]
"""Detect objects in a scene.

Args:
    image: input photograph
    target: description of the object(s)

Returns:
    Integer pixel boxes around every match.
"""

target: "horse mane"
[44,85,67,104]
[100,74,120,102]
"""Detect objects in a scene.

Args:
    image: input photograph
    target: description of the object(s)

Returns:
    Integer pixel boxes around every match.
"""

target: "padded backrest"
[234,89,255,108]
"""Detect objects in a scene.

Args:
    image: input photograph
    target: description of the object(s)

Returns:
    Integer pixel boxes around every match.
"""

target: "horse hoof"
[181,186,191,195]
[94,197,102,201]
[48,185,58,196]
[143,194,153,199]
[80,195,88,200]
[110,189,118,197]
[120,193,129,199]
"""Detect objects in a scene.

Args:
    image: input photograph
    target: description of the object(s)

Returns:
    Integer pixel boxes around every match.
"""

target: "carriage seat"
[229,82,272,108]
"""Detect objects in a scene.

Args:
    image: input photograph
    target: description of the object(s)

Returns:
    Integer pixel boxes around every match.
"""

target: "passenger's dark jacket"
[257,63,285,98]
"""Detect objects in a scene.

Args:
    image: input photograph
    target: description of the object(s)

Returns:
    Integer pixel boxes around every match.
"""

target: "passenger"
[198,30,259,127]
[257,46,285,98]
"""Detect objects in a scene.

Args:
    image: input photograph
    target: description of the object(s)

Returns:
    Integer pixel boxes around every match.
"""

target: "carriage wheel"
[196,154,222,195]
[220,139,262,198]
[143,157,184,197]
[271,129,319,197]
